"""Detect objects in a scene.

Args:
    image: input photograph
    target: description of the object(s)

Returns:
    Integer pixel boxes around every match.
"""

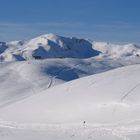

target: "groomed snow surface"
[0,34,140,139]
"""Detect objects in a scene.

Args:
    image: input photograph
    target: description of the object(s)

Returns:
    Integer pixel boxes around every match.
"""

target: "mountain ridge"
[0,33,140,62]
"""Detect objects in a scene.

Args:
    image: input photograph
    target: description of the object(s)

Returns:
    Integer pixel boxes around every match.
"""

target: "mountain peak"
[93,41,140,58]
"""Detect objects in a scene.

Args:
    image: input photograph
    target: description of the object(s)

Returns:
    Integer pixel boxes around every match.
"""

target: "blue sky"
[0,0,140,43]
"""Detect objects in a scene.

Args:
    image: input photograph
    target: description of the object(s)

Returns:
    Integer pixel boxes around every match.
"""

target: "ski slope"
[0,64,140,124]
[0,56,140,108]
[0,64,140,140]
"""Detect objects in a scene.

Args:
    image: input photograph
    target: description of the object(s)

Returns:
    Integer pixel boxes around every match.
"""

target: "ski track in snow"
[121,83,140,102]
[46,76,55,89]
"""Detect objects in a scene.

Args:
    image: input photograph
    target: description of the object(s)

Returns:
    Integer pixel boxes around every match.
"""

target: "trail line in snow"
[120,83,140,102]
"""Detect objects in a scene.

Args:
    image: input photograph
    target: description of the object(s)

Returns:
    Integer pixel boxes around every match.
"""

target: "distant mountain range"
[0,33,140,62]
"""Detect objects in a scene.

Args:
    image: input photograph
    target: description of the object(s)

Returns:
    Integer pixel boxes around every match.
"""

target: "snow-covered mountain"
[0,42,7,54]
[93,42,140,58]
[1,33,140,62]
[0,33,140,107]
[1,34,140,140]
[0,33,100,62]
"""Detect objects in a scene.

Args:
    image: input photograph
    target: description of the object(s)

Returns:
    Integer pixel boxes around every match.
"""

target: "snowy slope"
[1,33,140,109]
[0,64,140,125]
[0,61,64,107]
[1,34,140,140]
[1,56,140,108]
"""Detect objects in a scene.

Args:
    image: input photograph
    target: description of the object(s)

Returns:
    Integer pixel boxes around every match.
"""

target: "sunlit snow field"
[0,34,140,139]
